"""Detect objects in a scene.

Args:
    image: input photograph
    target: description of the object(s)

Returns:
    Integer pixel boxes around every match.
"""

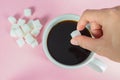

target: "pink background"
[0,0,120,80]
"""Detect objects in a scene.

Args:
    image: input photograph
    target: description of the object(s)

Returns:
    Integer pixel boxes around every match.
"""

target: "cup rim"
[42,14,95,69]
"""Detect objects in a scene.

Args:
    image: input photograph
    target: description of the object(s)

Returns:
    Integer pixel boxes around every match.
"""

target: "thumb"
[70,35,101,52]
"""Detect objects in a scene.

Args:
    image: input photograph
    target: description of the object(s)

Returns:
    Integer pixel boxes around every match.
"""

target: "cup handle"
[88,57,107,72]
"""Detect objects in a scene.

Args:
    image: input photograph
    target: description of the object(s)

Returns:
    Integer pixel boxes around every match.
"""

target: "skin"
[70,6,120,62]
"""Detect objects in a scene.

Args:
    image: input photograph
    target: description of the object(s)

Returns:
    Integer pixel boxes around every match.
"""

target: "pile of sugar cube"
[8,8,42,48]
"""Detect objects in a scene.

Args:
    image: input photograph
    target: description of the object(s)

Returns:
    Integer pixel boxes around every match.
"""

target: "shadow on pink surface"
[36,14,50,44]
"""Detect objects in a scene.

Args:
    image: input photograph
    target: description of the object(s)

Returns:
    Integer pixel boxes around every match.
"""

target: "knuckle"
[83,9,91,14]
[108,8,119,19]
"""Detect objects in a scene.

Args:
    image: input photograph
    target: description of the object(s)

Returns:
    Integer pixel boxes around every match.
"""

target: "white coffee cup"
[42,14,107,72]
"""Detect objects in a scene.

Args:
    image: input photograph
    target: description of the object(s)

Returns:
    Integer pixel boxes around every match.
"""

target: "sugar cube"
[27,20,34,29]
[31,40,39,48]
[17,19,26,26]
[24,33,35,44]
[33,20,42,30]
[10,29,17,37]
[21,24,31,33]
[10,24,22,37]
[8,16,17,24]
[31,29,40,37]
[16,38,25,47]
[11,24,19,30]
[15,26,24,38]
[10,24,20,37]
[70,30,81,38]
[12,24,19,27]
[24,8,32,17]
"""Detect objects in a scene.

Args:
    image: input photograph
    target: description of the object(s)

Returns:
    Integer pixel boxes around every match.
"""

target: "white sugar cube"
[31,40,39,48]
[11,24,19,30]
[10,24,25,38]
[27,20,34,29]
[33,20,42,30]
[24,8,32,17]
[70,30,81,38]
[86,24,91,30]
[10,29,17,37]
[12,24,19,29]
[24,33,35,44]
[8,16,17,24]
[16,38,25,47]
[21,24,31,33]
[10,24,21,37]
[31,29,40,37]
[17,19,26,26]
[15,27,24,38]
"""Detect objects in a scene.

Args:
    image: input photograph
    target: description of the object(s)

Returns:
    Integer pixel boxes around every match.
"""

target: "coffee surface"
[47,20,91,65]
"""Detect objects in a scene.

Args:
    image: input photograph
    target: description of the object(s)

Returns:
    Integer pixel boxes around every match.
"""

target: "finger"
[70,35,102,52]
[90,21,101,30]
[90,22,103,38]
[77,9,103,31]
[91,29,103,38]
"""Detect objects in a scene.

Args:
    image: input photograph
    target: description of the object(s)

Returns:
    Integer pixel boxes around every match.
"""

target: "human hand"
[70,6,120,62]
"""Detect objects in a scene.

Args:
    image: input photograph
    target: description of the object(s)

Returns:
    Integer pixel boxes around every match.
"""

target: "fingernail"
[71,39,78,45]
[77,25,84,30]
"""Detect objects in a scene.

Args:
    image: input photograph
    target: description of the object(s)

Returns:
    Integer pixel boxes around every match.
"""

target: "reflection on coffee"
[47,20,91,65]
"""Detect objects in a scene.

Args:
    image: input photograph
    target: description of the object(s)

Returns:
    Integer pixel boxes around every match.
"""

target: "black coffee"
[47,20,91,65]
